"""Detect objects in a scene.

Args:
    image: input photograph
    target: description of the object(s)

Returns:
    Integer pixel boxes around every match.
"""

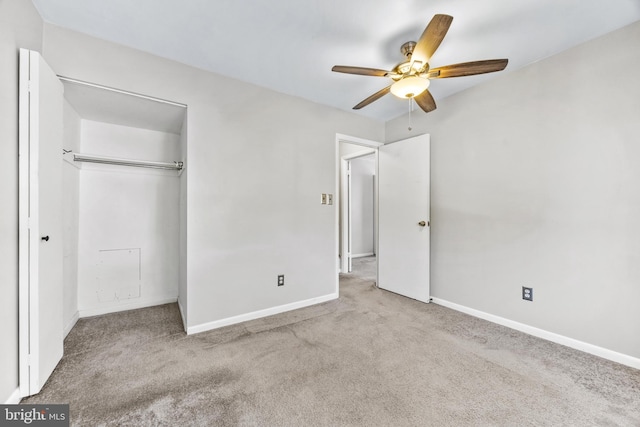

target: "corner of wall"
[177,297,187,333]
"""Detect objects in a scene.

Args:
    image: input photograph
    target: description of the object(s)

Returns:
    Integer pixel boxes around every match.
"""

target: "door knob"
[41,235,49,242]
[418,221,428,227]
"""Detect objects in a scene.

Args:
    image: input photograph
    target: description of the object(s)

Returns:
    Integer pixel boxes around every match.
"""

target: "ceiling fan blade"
[332,65,393,77]
[411,14,453,65]
[430,59,508,78]
[353,85,392,110]
[414,90,437,113]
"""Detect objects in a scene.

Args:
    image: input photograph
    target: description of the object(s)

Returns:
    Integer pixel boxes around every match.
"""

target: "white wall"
[350,155,375,256]
[386,21,640,359]
[76,121,181,315]
[41,24,385,330]
[0,0,43,404]
[62,100,81,334]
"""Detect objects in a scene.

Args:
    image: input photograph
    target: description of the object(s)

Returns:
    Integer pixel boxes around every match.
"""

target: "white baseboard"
[63,311,79,338]
[352,253,375,259]
[187,292,339,335]
[431,298,640,370]
[79,296,178,318]
[4,387,21,404]
[177,298,187,332]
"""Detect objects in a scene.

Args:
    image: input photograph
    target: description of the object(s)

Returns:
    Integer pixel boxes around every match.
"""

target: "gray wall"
[41,24,385,331]
[387,21,640,358]
[0,0,43,403]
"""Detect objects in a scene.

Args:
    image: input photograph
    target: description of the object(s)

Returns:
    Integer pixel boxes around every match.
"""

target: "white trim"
[63,311,79,338]
[431,298,640,370]
[343,149,376,161]
[5,388,21,405]
[18,47,31,398]
[79,296,178,318]
[177,298,187,332]
[336,133,383,147]
[187,292,339,335]
[352,252,375,259]
[342,158,351,273]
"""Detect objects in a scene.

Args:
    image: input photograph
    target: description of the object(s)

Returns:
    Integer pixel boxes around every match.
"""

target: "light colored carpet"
[24,257,640,426]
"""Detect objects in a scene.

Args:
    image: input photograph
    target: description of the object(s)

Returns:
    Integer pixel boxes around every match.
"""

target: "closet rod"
[73,153,183,171]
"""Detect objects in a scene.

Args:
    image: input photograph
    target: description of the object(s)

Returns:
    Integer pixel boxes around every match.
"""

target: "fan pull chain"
[408,98,413,131]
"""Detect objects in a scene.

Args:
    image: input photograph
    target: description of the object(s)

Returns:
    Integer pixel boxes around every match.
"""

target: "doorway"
[336,134,382,284]
[335,133,431,302]
[342,152,376,277]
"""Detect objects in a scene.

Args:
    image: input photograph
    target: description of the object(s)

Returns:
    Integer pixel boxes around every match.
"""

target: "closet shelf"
[70,152,183,171]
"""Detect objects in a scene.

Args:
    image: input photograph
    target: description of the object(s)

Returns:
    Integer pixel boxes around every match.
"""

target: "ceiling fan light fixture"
[390,76,430,99]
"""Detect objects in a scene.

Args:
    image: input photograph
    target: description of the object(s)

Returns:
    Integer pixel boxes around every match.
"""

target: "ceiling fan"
[332,14,508,113]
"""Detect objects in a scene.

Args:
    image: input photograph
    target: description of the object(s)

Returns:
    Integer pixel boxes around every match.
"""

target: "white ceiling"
[31,0,640,122]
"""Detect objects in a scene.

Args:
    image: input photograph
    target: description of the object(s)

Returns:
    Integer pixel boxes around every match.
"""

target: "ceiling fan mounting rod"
[400,41,417,58]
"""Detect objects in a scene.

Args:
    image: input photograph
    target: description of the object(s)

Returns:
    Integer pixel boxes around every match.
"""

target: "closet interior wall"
[62,99,81,334]
[61,81,187,329]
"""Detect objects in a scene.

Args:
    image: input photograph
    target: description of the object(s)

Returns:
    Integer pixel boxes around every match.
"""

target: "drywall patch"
[97,248,141,302]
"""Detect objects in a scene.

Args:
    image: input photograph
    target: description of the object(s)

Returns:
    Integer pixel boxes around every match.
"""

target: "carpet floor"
[23,257,640,426]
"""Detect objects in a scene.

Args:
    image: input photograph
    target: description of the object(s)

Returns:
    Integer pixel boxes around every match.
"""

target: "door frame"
[340,150,376,273]
[334,134,382,293]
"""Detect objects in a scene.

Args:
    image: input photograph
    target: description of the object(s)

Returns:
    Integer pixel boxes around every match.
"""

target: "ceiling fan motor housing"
[397,41,429,76]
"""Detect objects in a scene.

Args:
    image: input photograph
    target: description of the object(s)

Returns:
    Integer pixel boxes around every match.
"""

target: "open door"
[377,134,430,302]
[19,49,64,396]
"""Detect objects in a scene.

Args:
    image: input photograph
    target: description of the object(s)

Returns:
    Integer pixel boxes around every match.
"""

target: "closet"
[19,48,188,397]
[60,77,187,330]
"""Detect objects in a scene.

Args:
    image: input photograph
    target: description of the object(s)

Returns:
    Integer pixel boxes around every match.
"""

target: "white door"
[19,49,64,396]
[377,134,430,302]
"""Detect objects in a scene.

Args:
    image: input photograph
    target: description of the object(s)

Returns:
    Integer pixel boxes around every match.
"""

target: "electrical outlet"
[277,274,285,286]
[522,286,533,301]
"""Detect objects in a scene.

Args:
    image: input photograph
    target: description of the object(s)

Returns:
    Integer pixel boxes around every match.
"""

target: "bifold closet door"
[19,48,64,397]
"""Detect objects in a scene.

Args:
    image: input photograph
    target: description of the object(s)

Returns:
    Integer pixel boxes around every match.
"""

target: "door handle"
[41,235,49,242]
[418,221,429,227]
